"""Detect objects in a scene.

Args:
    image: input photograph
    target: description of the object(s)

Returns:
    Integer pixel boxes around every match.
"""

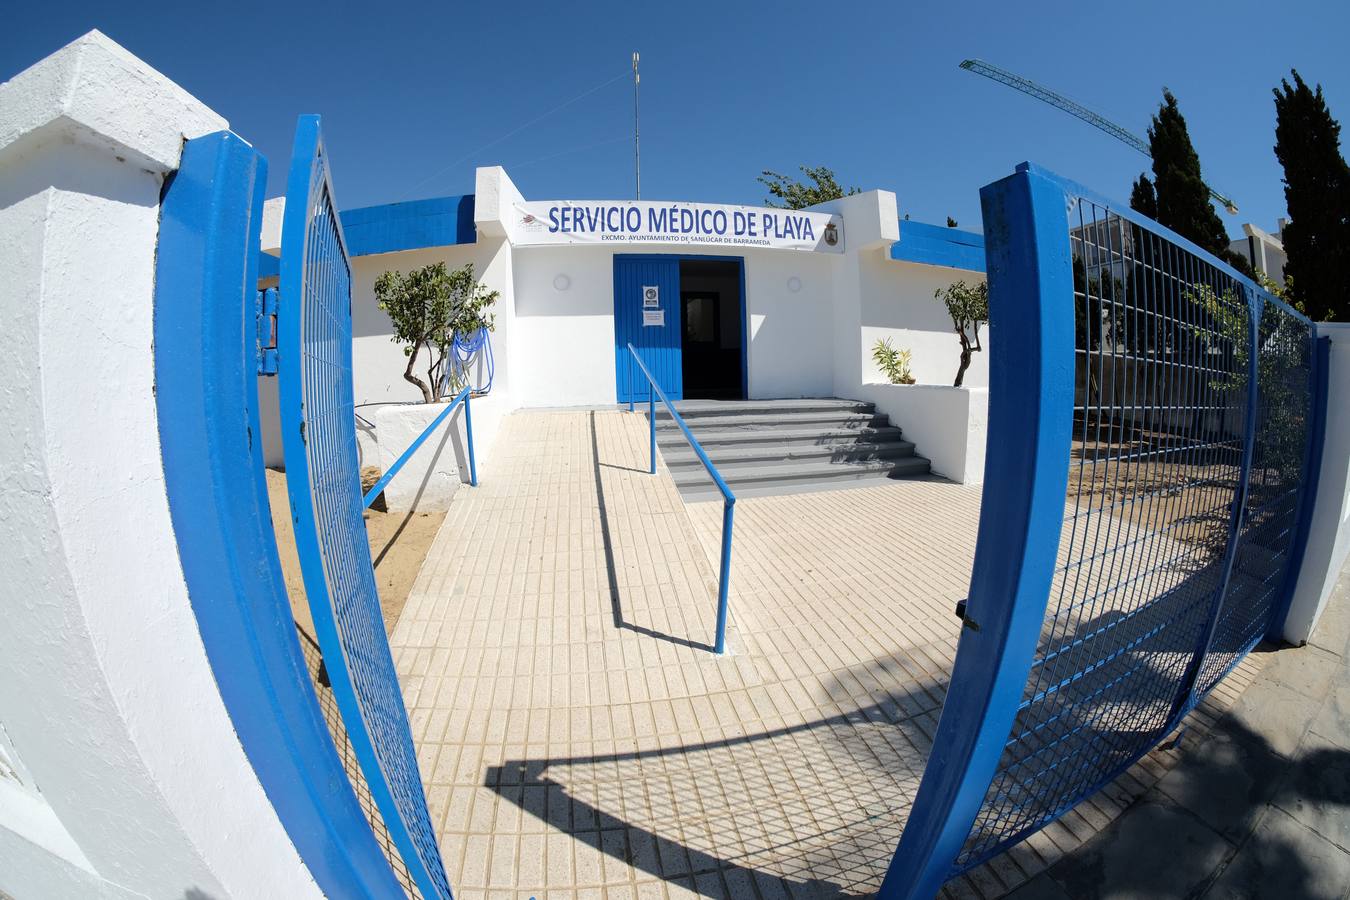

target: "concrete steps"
[646,398,932,501]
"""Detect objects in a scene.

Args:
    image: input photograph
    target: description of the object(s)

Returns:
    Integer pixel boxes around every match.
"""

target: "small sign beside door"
[642,285,660,308]
[642,309,665,327]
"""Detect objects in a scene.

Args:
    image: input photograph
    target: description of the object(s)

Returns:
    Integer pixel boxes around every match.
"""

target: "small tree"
[375,262,498,404]
[935,280,989,388]
[758,165,860,209]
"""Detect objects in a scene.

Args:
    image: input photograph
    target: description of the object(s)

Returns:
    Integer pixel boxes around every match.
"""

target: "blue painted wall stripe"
[154,131,406,899]
[258,250,280,279]
[339,195,476,256]
[890,220,987,272]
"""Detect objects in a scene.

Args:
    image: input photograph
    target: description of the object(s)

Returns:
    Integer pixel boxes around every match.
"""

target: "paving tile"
[1202,806,1350,900]
[1223,678,1322,758]
[1153,720,1291,839]
[388,410,1281,897]
[1043,799,1233,899]
[1259,643,1342,699]
[1273,730,1350,851]
[1309,675,1350,751]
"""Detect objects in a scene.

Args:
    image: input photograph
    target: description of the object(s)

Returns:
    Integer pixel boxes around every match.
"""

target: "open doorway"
[678,258,744,399]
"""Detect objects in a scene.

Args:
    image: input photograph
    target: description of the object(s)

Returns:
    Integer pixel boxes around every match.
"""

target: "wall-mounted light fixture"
[553,274,571,291]
[787,276,802,293]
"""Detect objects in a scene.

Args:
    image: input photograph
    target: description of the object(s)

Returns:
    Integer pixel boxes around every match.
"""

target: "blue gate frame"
[154,131,408,898]
[881,163,1322,899]
[279,115,454,900]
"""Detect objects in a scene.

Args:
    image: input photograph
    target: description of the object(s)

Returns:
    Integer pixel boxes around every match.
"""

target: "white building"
[258,169,992,489]
[1229,218,1290,285]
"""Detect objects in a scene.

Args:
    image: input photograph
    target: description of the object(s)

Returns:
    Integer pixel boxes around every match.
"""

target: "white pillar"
[1283,322,1350,644]
[0,31,322,899]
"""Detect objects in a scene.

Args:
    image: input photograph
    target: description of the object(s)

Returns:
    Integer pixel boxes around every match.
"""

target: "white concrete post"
[804,189,899,401]
[1283,322,1350,644]
[0,31,322,899]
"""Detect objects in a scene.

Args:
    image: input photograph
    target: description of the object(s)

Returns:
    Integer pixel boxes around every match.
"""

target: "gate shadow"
[483,656,948,897]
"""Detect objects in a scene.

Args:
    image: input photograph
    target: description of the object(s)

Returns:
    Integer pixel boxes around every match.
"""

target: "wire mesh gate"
[881,163,1321,899]
[279,115,454,900]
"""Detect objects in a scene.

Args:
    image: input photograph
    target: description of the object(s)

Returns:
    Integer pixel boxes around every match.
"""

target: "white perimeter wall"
[859,255,989,390]
[1285,322,1350,643]
[0,31,320,899]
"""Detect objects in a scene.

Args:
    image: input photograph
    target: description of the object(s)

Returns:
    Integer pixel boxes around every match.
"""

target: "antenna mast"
[632,52,641,199]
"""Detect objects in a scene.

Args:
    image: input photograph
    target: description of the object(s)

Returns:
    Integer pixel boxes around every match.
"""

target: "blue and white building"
[256,166,992,487]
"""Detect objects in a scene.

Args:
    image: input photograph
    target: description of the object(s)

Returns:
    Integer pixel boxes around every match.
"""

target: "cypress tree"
[1273,70,1348,321]
[1145,91,1231,260]
[1129,174,1158,219]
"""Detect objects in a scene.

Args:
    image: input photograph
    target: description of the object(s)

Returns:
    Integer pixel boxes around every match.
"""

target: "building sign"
[642,285,660,308]
[642,309,664,327]
[512,200,844,253]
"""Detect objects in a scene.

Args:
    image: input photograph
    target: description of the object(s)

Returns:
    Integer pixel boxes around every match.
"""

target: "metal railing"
[362,385,477,509]
[626,343,736,654]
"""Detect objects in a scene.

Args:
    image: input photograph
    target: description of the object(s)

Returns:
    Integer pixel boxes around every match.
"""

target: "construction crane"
[959,58,1239,214]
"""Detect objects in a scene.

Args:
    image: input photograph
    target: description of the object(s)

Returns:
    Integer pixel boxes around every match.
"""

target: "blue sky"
[4,1,1347,237]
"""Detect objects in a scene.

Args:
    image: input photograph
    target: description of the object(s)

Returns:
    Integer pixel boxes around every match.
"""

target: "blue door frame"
[613,254,748,403]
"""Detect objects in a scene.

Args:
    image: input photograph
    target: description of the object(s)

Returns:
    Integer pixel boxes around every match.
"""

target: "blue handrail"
[362,385,477,509]
[626,343,735,654]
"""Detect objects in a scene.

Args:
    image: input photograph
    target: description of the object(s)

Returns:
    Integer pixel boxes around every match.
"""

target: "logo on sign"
[824,223,839,247]
[642,286,660,308]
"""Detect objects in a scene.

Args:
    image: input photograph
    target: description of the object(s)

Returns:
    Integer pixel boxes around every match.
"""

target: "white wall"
[858,384,989,484]
[511,243,620,406]
[0,31,320,899]
[743,248,835,398]
[1284,322,1350,644]
[859,255,989,389]
[506,241,839,406]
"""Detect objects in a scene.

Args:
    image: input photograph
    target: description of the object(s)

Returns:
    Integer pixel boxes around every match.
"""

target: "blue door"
[615,255,681,403]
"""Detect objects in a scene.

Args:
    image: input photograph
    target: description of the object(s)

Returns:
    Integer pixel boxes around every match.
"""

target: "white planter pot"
[373,401,470,512]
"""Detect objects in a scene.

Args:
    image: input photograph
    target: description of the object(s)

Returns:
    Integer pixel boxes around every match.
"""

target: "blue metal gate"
[615,255,682,403]
[882,163,1321,899]
[279,115,453,900]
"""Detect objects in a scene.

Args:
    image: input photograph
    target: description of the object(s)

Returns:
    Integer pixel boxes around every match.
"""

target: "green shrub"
[872,338,916,385]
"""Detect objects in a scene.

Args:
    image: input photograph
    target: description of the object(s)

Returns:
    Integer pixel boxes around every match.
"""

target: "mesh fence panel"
[958,197,1279,868]
[1195,299,1313,693]
[283,127,452,900]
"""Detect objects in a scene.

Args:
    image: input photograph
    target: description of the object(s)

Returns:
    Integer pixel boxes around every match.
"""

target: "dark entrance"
[678,259,744,399]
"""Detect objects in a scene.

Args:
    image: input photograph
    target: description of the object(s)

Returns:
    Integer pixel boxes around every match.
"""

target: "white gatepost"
[1283,322,1350,644]
[0,31,322,899]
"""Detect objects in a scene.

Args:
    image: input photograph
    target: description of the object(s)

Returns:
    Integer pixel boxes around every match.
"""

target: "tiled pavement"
[1009,563,1350,900]
[390,409,1270,900]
